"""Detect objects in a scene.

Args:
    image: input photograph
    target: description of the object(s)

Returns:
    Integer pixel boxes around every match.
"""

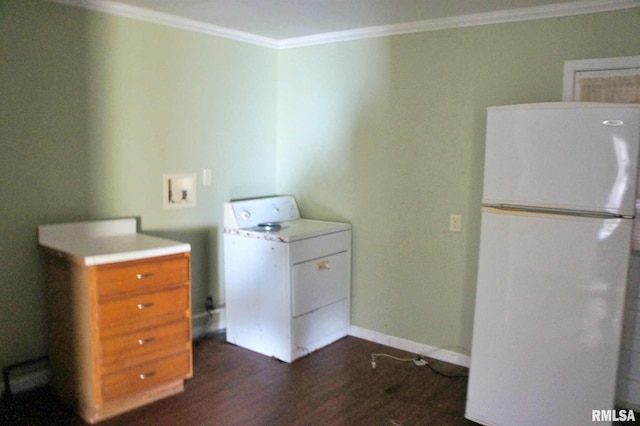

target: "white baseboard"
[192,308,226,339]
[349,325,470,368]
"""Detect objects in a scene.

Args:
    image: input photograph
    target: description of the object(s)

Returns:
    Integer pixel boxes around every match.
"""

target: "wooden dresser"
[38,219,192,423]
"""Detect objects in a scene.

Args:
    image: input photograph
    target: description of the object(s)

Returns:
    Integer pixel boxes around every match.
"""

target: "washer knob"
[241,210,251,220]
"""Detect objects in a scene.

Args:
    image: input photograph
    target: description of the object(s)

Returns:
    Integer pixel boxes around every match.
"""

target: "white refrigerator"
[466,102,640,426]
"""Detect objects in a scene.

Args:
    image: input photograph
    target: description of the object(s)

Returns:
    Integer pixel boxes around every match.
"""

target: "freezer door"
[483,103,640,216]
[466,209,631,426]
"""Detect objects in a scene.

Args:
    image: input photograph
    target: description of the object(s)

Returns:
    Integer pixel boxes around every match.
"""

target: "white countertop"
[38,218,191,266]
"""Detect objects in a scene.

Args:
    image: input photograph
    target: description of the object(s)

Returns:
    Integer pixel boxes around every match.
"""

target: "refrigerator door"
[483,103,640,216]
[466,208,631,426]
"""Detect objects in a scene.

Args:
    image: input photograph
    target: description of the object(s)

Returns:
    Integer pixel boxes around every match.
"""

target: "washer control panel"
[225,195,300,229]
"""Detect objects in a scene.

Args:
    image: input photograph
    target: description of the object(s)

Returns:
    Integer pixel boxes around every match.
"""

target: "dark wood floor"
[0,332,473,425]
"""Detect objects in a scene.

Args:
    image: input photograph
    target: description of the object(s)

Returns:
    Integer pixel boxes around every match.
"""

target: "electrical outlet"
[205,296,214,312]
[449,213,462,232]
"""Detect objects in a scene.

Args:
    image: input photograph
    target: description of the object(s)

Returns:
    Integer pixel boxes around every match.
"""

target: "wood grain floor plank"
[1,332,473,425]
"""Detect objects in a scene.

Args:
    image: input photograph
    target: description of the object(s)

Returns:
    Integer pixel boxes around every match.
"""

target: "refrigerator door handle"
[482,204,632,219]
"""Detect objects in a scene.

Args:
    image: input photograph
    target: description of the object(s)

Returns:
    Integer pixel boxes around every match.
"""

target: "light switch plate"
[203,168,212,185]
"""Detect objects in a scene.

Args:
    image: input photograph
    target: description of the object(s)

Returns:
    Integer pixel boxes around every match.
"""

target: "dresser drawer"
[101,319,189,366]
[102,351,190,401]
[97,254,189,298]
[99,286,188,329]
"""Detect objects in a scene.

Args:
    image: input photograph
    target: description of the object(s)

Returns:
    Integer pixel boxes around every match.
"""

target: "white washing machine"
[223,195,351,362]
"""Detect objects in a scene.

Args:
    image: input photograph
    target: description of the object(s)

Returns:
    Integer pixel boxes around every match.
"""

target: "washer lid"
[238,219,351,242]
[225,195,300,229]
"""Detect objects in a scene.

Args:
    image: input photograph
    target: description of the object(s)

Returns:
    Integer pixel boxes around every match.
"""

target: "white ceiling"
[53,0,639,48]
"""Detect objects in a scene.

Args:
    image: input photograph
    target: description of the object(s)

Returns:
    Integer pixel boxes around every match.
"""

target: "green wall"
[1,0,92,372]
[276,9,640,353]
[1,0,639,374]
[0,0,277,371]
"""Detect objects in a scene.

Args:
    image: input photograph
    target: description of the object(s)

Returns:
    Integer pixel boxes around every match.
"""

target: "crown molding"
[278,0,640,49]
[48,0,639,50]
[47,0,280,48]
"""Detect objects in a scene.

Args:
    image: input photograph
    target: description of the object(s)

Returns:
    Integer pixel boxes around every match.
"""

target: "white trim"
[563,55,640,101]
[279,0,640,49]
[47,0,639,50]
[47,0,280,48]
[192,309,226,339]
[349,325,470,368]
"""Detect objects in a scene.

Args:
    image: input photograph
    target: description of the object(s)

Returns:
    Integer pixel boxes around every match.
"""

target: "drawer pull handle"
[139,371,156,380]
[136,273,154,280]
[138,337,156,345]
[137,302,155,310]
[317,260,330,271]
